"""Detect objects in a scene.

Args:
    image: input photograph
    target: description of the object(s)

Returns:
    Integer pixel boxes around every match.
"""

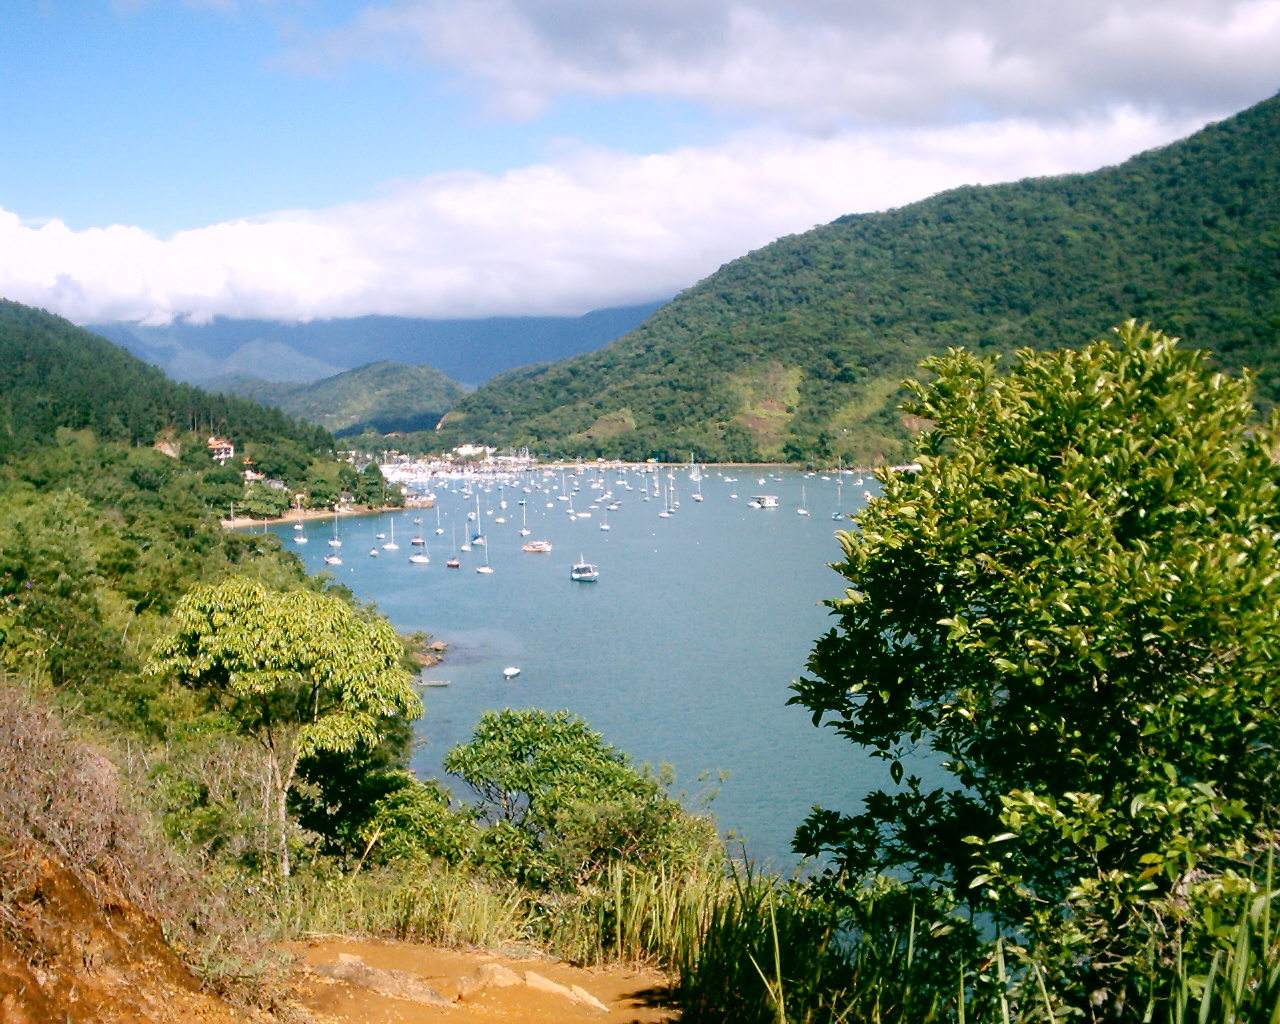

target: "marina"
[269,464,930,865]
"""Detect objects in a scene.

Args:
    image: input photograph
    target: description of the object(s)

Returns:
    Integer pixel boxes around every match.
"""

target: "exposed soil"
[294,937,676,1024]
[0,851,247,1024]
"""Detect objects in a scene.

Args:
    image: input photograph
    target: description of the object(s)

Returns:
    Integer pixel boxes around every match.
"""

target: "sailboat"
[599,507,610,531]
[476,544,494,573]
[446,525,461,568]
[519,502,531,537]
[382,520,399,551]
[324,512,343,563]
[435,505,444,535]
[798,484,810,515]
[659,481,673,518]
[832,478,844,520]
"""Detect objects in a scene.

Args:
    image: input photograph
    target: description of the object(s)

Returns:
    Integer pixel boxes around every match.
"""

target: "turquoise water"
[270,467,892,866]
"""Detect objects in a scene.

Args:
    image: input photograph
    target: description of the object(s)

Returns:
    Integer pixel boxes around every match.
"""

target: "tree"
[147,576,421,876]
[444,709,715,887]
[791,323,1280,1004]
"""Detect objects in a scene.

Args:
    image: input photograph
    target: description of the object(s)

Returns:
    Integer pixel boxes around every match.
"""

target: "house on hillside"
[206,436,235,465]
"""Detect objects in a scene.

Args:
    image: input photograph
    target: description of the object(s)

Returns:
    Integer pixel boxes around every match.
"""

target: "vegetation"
[781,323,1280,1021]
[434,95,1280,464]
[0,299,331,463]
[216,360,466,436]
[147,576,422,876]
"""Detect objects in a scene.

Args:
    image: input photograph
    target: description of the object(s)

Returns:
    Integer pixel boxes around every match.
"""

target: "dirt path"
[293,937,676,1024]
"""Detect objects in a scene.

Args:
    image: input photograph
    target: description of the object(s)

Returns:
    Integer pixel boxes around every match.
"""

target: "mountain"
[91,302,668,388]
[0,300,332,462]
[435,96,1280,465]
[212,361,466,436]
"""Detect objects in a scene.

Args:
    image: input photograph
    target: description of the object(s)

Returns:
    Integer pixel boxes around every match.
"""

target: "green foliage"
[0,299,333,462]
[434,96,1280,464]
[792,323,1280,1014]
[218,361,465,436]
[147,576,422,875]
[443,708,718,888]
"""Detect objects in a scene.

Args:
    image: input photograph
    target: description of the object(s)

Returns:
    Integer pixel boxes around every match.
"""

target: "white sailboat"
[382,520,399,551]
[832,478,844,520]
[435,505,444,535]
[519,502,531,537]
[476,543,494,573]
[798,485,810,515]
[600,507,610,531]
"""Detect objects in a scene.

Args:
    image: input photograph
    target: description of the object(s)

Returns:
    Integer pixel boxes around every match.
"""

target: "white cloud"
[0,107,1210,325]
[298,0,1280,124]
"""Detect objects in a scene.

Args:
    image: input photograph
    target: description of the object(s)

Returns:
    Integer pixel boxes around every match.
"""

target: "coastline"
[220,504,408,530]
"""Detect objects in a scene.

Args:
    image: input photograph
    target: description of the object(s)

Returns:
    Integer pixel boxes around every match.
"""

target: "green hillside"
[435,95,1280,464]
[215,360,465,436]
[0,300,332,461]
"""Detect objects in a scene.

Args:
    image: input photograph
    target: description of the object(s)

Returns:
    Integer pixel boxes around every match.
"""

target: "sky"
[0,0,1277,325]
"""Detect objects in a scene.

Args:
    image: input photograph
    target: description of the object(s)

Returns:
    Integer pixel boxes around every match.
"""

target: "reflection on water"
[272,467,925,866]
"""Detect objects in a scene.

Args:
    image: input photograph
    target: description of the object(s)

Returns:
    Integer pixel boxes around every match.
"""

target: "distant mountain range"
[215,361,465,437]
[434,95,1280,464]
[90,302,667,388]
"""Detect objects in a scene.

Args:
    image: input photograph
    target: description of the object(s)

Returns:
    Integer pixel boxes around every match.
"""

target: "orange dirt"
[293,936,676,1024]
[0,849,247,1024]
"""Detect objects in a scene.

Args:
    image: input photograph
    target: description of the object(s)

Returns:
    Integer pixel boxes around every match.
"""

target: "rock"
[457,961,524,999]
[524,970,609,1012]
[313,953,452,1006]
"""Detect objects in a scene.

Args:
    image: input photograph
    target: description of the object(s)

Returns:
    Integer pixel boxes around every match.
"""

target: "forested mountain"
[213,361,465,436]
[0,300,332,461]
[436,95,1280,464]
[93,301,667,388]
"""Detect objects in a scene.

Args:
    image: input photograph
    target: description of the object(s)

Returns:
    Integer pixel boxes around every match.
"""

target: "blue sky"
[2,3,727,234]
[1,1,1277,324]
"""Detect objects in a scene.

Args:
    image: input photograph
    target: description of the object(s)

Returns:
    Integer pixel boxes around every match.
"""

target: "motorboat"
[324,553,342,565]
[502,666,521,679]
[446,557,461,568]
[522,540,552,553]
[570,558,599,582]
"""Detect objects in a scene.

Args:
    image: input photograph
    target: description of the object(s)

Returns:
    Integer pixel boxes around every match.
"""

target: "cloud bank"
[0,108,1207,325]
[303,0,1280,124]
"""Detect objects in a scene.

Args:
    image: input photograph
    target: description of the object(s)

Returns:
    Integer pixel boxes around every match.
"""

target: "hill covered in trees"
[213,361,465,436]
[435,95,1280,464]
[0,300,332,462]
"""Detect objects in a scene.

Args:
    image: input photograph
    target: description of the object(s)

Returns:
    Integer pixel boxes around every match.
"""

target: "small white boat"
[324,554,342,565]
[570,557,599,582]
[294,534,308,544]
[370,547,379,556]
[476,564,494,574]
[502,666,521,679]
[409,552,430,564]
[293,522,304,531]
[382,521,399,551]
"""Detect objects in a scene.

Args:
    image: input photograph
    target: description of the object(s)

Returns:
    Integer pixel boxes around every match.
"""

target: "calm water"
[269,467,892,865]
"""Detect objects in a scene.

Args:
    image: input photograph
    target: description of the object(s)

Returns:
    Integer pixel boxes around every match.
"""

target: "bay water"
[271,467,892,866]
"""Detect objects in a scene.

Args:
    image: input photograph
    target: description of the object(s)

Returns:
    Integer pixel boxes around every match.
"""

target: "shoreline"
[220,504,408,530]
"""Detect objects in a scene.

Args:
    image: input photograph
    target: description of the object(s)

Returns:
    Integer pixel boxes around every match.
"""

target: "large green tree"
[147,576,421,876]
[444,709,716,887]
[792,323,1280,1005]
